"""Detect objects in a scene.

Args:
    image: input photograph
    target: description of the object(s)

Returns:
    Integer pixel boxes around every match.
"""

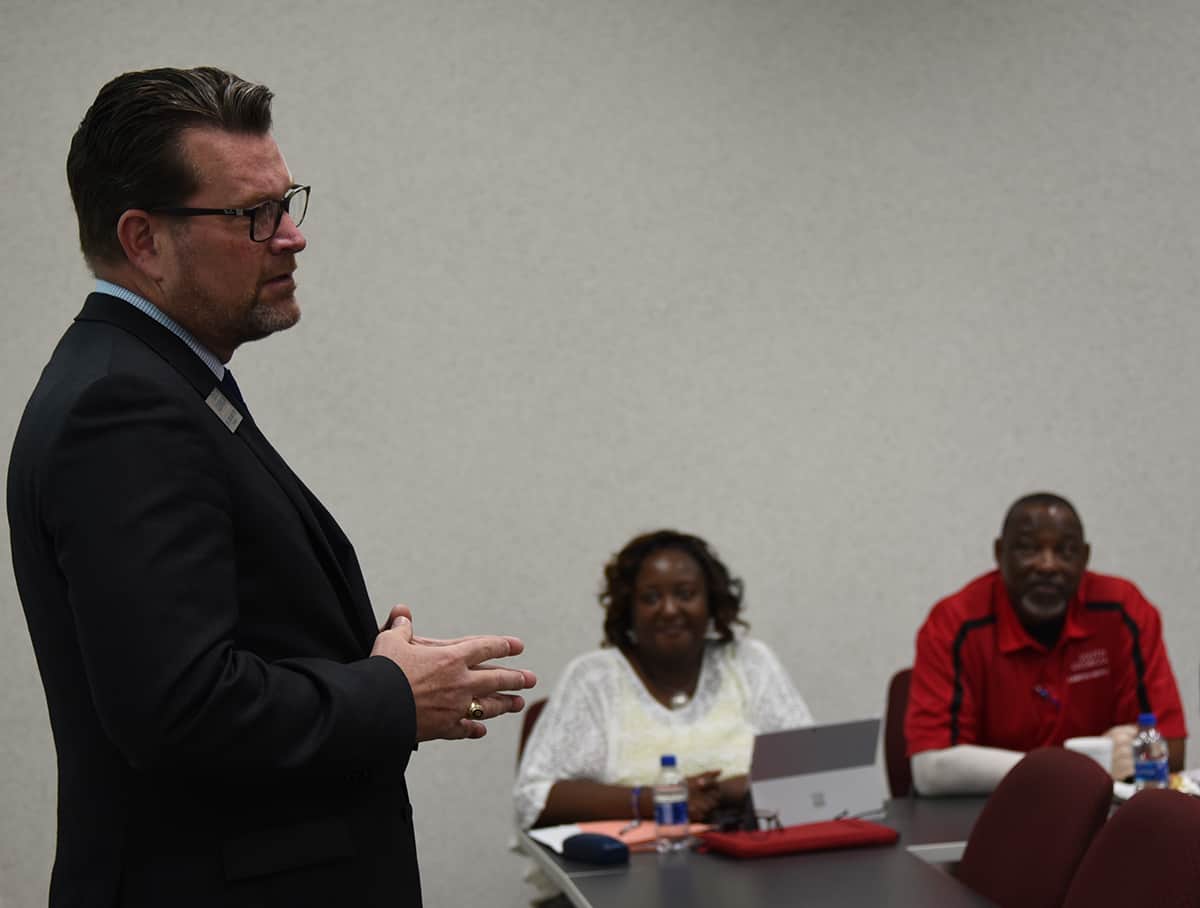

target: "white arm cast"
[911,745,1024,796]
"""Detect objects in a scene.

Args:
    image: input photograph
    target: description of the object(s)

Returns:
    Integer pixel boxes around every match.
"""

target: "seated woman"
[514,529,813,830]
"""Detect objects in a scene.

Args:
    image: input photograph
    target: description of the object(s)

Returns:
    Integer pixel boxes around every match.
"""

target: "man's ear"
[993,537,1003,566]
[115,209,167,281]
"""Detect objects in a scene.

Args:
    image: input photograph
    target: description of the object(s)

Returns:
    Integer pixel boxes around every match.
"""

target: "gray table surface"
[518,797,997,907]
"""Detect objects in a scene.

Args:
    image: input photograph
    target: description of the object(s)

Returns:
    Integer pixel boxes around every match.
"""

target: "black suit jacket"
[8,294,422,907]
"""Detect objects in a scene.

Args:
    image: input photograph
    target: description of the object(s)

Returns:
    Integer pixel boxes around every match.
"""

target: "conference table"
[516,797,995,907]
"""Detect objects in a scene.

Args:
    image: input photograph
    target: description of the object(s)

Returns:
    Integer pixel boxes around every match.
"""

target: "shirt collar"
[95,279,226,380]
[994,571,1094,654]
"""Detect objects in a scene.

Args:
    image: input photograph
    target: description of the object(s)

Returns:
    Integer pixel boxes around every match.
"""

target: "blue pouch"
[562,833,630,865]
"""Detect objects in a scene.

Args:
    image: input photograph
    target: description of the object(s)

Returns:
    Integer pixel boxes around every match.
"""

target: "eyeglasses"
[752,809,783,832]
[713,807,784,833]
[151,185,310,242]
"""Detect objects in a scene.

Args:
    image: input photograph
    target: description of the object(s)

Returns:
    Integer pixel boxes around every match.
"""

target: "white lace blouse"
[513,638,813,829]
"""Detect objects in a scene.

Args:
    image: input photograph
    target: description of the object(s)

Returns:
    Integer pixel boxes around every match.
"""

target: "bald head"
[1001,492,1084,539]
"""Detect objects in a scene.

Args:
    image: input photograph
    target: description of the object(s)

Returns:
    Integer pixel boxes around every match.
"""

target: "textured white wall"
[3,1,1200,905]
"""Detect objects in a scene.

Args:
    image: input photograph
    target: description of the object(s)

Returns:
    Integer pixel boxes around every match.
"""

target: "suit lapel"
[76,293,378,651]
[237,420,379,647]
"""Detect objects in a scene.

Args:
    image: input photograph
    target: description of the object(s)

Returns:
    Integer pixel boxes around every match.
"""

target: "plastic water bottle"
[653,754,689,853]
[1132,712,1169,790]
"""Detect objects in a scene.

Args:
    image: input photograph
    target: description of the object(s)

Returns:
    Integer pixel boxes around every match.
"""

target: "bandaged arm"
[911,745,1024,796]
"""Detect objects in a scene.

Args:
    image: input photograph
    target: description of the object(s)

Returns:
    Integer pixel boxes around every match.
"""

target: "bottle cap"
[660,754,677,767]
[1138,712,1157,727]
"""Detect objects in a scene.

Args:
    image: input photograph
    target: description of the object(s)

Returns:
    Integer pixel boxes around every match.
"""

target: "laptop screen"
[750,718,885,825]
[752,718,881,778]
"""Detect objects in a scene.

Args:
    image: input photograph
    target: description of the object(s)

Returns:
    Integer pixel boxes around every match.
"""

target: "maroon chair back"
[884,668,913,797]
[1063,787,1200,908]
[516,697,548,765]
[957,747,1113,908]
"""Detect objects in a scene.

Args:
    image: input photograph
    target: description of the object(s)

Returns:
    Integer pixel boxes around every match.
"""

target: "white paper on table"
[526,824,583,854]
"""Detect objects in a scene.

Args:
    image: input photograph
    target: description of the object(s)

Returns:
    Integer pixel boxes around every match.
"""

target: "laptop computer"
[749,718,885,826]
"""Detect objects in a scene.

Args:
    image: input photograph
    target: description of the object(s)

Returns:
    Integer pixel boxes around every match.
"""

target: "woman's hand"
[686,770,722,820]
[717,774,748,807]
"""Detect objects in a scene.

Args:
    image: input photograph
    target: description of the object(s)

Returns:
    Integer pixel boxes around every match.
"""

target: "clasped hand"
[372,604,537,742]
[1104,724,1136,780]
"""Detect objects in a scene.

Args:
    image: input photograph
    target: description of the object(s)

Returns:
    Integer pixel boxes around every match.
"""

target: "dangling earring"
[626,627,638,645]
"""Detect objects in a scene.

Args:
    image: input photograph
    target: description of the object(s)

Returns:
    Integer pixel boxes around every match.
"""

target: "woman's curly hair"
[599,529,746,649]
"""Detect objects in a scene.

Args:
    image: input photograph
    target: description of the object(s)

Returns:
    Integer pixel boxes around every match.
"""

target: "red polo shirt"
[905,570,1186,756]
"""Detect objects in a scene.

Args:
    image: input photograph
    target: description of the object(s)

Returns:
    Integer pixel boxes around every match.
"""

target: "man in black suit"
[7,66,535,907]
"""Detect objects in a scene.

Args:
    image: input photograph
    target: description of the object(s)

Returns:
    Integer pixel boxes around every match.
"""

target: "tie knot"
[219,370,250,417]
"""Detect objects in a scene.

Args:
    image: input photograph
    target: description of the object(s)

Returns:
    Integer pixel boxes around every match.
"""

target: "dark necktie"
[219,369,251,419]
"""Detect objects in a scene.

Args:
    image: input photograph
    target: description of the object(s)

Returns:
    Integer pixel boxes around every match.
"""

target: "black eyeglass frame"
[150,184,310,242]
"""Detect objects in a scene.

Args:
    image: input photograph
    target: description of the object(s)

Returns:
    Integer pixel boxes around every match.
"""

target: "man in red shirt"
[905,492,1187,795]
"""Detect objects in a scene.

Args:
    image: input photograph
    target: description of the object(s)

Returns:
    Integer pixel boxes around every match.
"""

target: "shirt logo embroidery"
[1067,648,1109,684]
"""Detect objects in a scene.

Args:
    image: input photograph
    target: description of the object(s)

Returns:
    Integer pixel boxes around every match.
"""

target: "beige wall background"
[3,0,1200,904]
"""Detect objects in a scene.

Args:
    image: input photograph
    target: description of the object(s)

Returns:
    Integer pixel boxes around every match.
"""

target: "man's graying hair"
[67,66,274,266]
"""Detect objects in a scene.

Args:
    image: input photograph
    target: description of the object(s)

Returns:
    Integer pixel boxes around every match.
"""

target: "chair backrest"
[884,668,913,797]
[1063,787,1200,907]
[956,747,1113,908]
[516,697,548,765]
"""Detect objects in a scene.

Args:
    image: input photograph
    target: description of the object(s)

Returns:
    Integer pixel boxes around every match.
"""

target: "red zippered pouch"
[698,819,898,858]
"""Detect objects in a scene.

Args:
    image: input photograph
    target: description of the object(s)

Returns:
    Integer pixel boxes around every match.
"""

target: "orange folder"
[578,819,712,852]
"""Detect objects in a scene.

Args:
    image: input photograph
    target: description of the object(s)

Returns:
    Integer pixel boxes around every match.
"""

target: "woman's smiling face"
[631,548,710,664]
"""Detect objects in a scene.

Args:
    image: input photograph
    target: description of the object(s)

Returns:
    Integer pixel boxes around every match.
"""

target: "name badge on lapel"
[205,388,244,433]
